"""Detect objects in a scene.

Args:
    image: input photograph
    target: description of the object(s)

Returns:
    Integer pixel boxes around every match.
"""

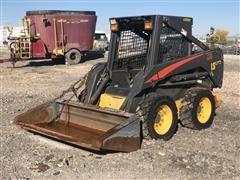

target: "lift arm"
[163,19,209,51]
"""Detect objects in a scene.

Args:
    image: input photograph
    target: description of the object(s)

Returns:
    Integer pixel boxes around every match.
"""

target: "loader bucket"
[14,101,141,152]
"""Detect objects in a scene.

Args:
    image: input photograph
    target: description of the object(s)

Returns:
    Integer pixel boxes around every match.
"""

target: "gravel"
[0,55,239,179]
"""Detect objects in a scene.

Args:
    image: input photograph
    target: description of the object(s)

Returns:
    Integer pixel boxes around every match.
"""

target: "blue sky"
[1,0,239,36]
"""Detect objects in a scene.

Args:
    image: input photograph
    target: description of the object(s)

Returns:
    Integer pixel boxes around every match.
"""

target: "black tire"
[65,49,82,65]
[180,89,216,130]
[138,95,178,140]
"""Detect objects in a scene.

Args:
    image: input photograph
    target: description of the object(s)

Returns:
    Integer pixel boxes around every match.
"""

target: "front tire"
[138,95,178,140]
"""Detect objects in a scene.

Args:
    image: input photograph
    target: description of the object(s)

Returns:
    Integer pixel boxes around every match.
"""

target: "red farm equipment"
[8,10,97,66]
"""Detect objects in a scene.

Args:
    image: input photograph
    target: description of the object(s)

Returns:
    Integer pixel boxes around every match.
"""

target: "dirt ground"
[0,54,239,179]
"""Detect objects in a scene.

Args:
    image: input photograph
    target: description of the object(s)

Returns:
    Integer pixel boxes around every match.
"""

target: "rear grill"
[158,25,189,62]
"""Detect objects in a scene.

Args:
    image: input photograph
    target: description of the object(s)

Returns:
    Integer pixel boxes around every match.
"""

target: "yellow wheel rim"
[197,97,212,123]
[154,105,173,135]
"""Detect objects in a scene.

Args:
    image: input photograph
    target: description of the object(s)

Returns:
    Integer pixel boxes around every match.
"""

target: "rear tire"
[138,95,178,140]
[65,49,82,65]
[180,89,216,129]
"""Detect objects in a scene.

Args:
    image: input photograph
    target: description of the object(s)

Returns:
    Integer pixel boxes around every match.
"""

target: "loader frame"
[86,15,223,112]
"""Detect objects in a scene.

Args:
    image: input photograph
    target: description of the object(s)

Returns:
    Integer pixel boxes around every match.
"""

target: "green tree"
[215,29,229,44]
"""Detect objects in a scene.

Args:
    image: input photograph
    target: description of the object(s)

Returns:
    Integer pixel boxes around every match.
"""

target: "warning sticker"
[181,28,187,36]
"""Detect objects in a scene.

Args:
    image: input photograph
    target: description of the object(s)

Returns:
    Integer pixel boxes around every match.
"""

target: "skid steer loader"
[14,15,223,152]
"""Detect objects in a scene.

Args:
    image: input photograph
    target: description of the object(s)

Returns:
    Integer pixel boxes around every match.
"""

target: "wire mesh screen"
[158,25,189,62]
[114,30,149,69]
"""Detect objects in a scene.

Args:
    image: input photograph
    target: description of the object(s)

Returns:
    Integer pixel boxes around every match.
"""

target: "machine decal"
[181,28,187,36]
[211,60,222,71]
[145,53,205,83]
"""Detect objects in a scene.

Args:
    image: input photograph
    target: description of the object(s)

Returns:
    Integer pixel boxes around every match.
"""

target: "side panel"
[210,49,224,87]
[144,50,223,88]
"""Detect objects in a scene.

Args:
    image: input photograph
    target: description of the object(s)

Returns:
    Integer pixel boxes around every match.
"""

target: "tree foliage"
[215,29,229,43]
